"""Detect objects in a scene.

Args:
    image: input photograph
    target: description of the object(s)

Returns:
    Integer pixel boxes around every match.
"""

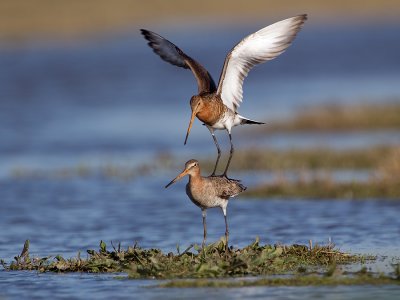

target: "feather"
[141,29,216,93]
[216,15,307,111]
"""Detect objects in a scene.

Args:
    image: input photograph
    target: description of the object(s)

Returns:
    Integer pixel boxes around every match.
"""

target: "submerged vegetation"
[158,271,400,288]
[1,239,367,279]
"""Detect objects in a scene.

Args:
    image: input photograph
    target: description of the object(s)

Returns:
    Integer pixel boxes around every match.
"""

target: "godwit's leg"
[202,209,207,249]
[222,205,229,253]
[207,127,221,176]
[222,133,234,177]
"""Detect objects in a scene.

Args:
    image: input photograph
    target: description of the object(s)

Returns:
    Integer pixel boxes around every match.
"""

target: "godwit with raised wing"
[142,15,307,177]
[165,159,246,251]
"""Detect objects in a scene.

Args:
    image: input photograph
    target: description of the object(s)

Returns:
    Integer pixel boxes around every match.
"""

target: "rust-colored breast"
[196,96,225,126]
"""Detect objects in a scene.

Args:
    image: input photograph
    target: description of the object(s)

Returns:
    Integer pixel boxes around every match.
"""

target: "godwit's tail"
[239,116,265,125]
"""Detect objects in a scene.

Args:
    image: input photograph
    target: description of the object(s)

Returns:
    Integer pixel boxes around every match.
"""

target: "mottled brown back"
[206,176,247,199]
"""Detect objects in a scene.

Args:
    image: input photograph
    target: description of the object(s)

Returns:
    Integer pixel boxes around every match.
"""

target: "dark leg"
[210,132,221,176]
[223,133,234,177]
[223,208,229,253]
[202,210,207,249]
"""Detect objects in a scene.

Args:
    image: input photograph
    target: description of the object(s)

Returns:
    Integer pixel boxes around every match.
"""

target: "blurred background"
[1,0,400,270]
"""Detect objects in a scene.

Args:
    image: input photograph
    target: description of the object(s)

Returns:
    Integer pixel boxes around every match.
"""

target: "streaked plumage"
[165,159,246,251]
[142,14,307,176]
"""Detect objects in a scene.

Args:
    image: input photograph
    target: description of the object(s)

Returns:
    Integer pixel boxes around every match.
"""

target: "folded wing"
[216,14,307,111]
[141,29,216,94]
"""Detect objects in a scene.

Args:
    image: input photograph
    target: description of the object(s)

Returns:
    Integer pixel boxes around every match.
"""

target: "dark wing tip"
[293,14,307,22]
[140,29,160,44]
[295,14,308,26]
[140,29,151,39]
[139,29,189,69]
[299,14,308,20]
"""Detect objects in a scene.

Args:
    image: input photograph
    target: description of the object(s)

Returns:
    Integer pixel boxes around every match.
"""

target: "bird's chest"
[186,181,222,209]
[196,100,225,126]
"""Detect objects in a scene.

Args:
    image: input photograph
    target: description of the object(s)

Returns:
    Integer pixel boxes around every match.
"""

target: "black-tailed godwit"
[165,159,246,251]
[142,15,307,176]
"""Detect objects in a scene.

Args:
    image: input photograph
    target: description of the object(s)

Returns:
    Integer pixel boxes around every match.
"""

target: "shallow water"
[1,173,400,260]
[2,270,400,300]
[1,22,400,298]
[1,271,400,300]
[1,174,400,299]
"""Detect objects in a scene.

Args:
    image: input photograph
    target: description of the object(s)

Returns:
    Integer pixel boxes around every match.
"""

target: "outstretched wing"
[216,14,307,111]
[141,29,216,94]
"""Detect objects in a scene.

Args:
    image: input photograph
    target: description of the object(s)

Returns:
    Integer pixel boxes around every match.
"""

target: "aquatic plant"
[1,238,367,279]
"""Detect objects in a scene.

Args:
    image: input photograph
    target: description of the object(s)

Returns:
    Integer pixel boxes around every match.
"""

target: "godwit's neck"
[188,169,202,184]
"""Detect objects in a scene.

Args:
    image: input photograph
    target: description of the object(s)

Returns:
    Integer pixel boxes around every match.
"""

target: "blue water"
[1,22,400,299]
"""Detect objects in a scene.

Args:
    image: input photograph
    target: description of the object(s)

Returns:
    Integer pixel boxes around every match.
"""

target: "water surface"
[1,22,400,299]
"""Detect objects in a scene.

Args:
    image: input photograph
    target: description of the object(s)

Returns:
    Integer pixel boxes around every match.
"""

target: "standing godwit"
[165,159,246,251]
[141,14,307,177]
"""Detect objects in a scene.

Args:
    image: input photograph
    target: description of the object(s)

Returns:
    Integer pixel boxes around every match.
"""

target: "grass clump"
[265,102,400,132]
[246,177,400,199]
[1,239,366,279]
[208,146,396,171]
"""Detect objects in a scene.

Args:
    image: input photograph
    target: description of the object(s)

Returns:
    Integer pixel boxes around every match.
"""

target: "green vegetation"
[263,103,400,132]
[207,146,397,171]
[1,239,367,278]
[5,240,398,288]
[246,177,400,199]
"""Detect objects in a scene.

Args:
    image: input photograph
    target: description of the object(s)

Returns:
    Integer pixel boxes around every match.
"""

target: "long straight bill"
[165,169,188,188]
[184,110,196,145]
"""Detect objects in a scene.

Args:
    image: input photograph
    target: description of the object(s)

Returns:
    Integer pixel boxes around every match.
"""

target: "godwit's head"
[184,96,205,145]
[165,159,200,188]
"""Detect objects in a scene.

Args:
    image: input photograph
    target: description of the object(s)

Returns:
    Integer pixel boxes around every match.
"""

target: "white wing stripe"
[217,15,307,112]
